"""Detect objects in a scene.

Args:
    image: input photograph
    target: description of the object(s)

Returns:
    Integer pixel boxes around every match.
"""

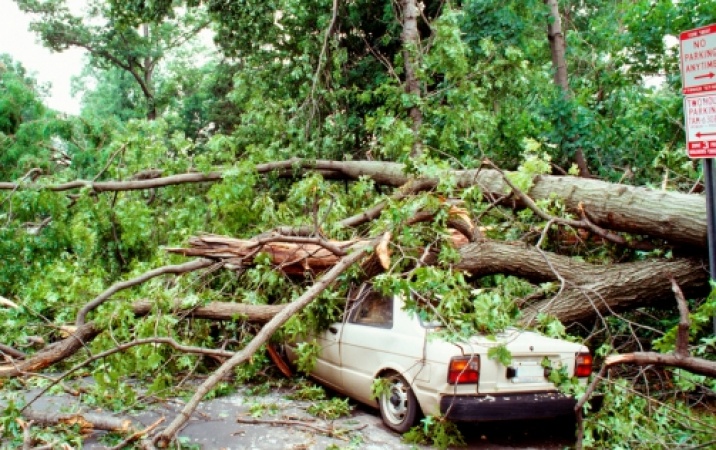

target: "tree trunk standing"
[142,24,157,121]
[544,0,590,177]
[545,0,568,92]
[400,0,423,158]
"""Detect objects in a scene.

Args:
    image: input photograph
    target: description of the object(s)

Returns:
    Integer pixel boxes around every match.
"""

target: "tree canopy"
[1,1,715,448]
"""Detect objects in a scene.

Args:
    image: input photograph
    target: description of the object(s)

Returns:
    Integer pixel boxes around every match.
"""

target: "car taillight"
[448,356,480,384]
[575,352,593,377]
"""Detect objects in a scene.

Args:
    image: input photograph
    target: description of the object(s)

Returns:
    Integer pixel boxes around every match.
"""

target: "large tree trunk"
[454,241,709,323]
[2,159,706,247]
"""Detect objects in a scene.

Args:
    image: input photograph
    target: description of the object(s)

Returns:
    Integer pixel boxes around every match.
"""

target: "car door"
[310,321,344,391]
[338,289,395,405]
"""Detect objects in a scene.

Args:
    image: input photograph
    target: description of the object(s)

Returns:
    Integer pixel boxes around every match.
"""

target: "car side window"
[348,289,393,328]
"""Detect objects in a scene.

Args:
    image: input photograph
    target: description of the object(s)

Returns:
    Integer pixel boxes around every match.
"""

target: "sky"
[0,0,86,115]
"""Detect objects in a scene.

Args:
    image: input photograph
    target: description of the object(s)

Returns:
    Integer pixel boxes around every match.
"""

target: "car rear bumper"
[440,391,577,422]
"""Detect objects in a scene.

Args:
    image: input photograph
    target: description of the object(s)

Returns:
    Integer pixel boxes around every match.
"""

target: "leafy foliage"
[403,415,466,450]
[583,378,716,448]
[307,397,352,420]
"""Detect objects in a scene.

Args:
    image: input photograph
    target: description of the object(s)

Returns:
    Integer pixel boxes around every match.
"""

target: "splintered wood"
[167,229,469,275]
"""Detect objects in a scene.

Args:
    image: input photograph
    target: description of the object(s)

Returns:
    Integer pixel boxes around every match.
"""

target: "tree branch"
[76,259,216,326]
[154,242,375,447]
[605,352,716,378]
[605,280,716,378]
[132,299,286,322]
[22,336,236,411]
[0,323,101,377]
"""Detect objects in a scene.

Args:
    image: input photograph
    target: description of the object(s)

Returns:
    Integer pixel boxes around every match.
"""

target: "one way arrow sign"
[695,72,716,80]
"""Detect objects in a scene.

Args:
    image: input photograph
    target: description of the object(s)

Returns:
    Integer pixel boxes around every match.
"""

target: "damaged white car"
[287,285,594,433]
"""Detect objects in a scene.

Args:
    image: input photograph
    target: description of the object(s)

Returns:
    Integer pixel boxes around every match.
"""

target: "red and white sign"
[680,24,716,95]
[685,94,716,158]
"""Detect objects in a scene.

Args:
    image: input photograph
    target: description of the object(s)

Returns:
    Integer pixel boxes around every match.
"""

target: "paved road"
[3,386,575,449]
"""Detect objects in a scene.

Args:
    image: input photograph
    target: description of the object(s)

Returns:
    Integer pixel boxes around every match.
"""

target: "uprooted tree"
[2,0,715,448]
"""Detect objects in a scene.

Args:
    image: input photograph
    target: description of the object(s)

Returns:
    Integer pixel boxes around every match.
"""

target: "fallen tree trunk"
[271,159,706,248]
[454,240,709,323]
[132,299,286,322]
[167,234,710,324]
[166,234,360,275]
[2,159,706,247]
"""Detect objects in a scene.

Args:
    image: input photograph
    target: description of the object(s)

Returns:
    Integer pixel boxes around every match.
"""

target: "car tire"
[378,372,419,433]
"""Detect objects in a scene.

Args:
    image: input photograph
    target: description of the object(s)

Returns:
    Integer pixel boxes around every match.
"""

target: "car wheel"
[378,372,419,433]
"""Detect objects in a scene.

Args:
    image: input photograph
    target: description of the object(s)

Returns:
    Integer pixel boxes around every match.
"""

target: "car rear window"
[348,290,393,328]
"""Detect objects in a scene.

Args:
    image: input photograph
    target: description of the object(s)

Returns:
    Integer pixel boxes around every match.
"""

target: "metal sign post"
[704,159,716,333]
[680,24,716,333]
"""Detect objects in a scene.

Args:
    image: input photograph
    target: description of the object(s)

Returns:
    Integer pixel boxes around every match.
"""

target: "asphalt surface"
[1,385,576,449]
